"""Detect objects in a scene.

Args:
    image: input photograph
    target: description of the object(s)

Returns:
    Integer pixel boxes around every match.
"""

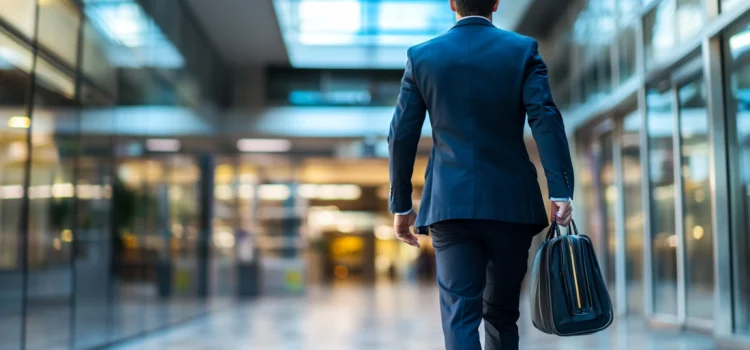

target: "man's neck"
[456,14,492,22]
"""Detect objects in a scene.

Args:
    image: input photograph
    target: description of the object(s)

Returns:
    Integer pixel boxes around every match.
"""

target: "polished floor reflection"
[111,283,718,350]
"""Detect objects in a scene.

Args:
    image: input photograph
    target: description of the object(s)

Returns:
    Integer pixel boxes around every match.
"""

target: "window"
[646,86,678,316]
[622,110,644,314]
[678,77,714,321]
[618,26,637,85]
[726,22,750,336]
[0,28,32,350]
[676,0,704,44]
[644,0,676,68]
[0,0,36,38]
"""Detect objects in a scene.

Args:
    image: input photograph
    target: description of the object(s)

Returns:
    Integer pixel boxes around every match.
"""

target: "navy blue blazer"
[388,17,574,229]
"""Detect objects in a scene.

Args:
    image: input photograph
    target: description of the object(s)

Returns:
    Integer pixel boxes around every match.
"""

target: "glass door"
[577,121,620,312]
[620,109,644,315]
[645,57,715,328]
[646,82,679,320]
[677,76,714,326]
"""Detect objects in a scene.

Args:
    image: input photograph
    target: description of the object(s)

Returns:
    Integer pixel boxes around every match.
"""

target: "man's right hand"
[551,201,573,226]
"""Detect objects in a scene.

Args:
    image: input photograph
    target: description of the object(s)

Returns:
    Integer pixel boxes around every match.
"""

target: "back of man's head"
[452,0,498,17]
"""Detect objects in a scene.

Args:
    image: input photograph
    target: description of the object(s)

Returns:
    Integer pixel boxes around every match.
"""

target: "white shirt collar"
[458,16,492,23]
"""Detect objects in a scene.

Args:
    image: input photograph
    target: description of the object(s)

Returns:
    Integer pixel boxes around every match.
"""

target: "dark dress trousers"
[387,17,575,350]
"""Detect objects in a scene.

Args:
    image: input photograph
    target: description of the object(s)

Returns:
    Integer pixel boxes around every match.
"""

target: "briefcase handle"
[545,219,581,241]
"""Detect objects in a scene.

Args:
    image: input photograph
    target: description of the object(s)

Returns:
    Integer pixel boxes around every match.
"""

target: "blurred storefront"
[545,0,750,346]
[2,0,750,349]
[0,0,230,349]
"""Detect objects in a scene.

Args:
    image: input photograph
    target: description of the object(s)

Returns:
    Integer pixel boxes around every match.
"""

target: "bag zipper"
[568,237,582,309]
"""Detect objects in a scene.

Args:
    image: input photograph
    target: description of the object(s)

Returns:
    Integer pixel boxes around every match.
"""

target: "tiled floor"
[111,283,719,350]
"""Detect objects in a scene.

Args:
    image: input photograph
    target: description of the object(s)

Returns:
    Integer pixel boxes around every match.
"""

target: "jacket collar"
[452,16,495,29]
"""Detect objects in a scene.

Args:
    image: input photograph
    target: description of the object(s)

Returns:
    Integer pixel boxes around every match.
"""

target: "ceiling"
[183,0,288,66]
[183,0,542,68]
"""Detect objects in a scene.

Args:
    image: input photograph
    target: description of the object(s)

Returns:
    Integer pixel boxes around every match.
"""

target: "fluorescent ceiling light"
[8,116,30,128]
[274,0,455,68]
[299,0,361,32]
[237,138,292,153]
[146,138,181,152]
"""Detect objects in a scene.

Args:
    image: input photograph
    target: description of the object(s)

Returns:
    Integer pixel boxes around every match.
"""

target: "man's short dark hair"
[453,0,495,17]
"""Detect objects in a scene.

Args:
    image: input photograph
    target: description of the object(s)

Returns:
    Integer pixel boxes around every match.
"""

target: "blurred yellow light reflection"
[8,116,30,128]
[333,265,349,279]
[53,238,62,251]
[694,188,705,203]
[693,225,705,240]
[0,185,24,199]
[667,234,678,248]
[214,185,233,201]
[258,184,291,200]
[375,225,394,240]
[238,184,254,199]
[297,184,362,200]
[7,142,27,160]
[337,219,355,233]
[213,230,236,249]
[605,185,618,202]
[61,229,73,243]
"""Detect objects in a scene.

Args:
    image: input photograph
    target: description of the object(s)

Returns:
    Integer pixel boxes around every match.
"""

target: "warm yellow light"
[8,116,30,128]
[605,185,618,202]
[53,238,62,251]
[258,184,291,201]
[693,225,705,240]
[667,234,678,248]
[694,188,705,203]
[375,255,391,273]
[333,265,349,279]
[52,183,74,198]
[214,185,233,201]
[375,225,395,240]
[61,229,73,243]
[238,184,254,199]
[337,219,355,233]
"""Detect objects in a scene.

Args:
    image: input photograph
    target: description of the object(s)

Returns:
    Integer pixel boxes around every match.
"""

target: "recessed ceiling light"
[237,138,292,153]
[146,138,181,152]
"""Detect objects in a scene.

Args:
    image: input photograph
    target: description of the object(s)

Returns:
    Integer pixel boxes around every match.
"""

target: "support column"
[197,154,215,298]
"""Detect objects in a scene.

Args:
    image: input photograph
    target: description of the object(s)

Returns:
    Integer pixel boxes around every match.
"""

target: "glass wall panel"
[676,0,703,44]
[647,86,678,316]
[727,22,750,336]
[37,0,80,67]
[72,86,115,349]
[0,0,37,38]
[600,132,618,306]
[211,157,238,302]
[0,27,32,350]
[722,0,744,12]
[24,50,78,350]
[618,26,637,85]
[678,77,714,321]
[644,0,676,68]
[622,110,644,314]
[111,154,147,340]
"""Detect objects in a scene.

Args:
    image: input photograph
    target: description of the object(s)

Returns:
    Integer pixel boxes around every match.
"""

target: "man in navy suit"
[388,1,574,349]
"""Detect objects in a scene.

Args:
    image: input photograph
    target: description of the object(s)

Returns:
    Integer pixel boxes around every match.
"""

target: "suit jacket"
[388,17,574,230]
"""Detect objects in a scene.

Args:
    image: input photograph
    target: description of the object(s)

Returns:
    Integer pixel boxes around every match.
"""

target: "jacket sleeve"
[523,40,575,199]
[388,48,427,214]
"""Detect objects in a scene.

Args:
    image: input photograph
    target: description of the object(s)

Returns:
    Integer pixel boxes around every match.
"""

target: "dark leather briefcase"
[529,220,613,336]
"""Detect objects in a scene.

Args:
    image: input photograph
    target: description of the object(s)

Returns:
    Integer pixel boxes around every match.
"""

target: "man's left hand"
[394,210,420,247]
